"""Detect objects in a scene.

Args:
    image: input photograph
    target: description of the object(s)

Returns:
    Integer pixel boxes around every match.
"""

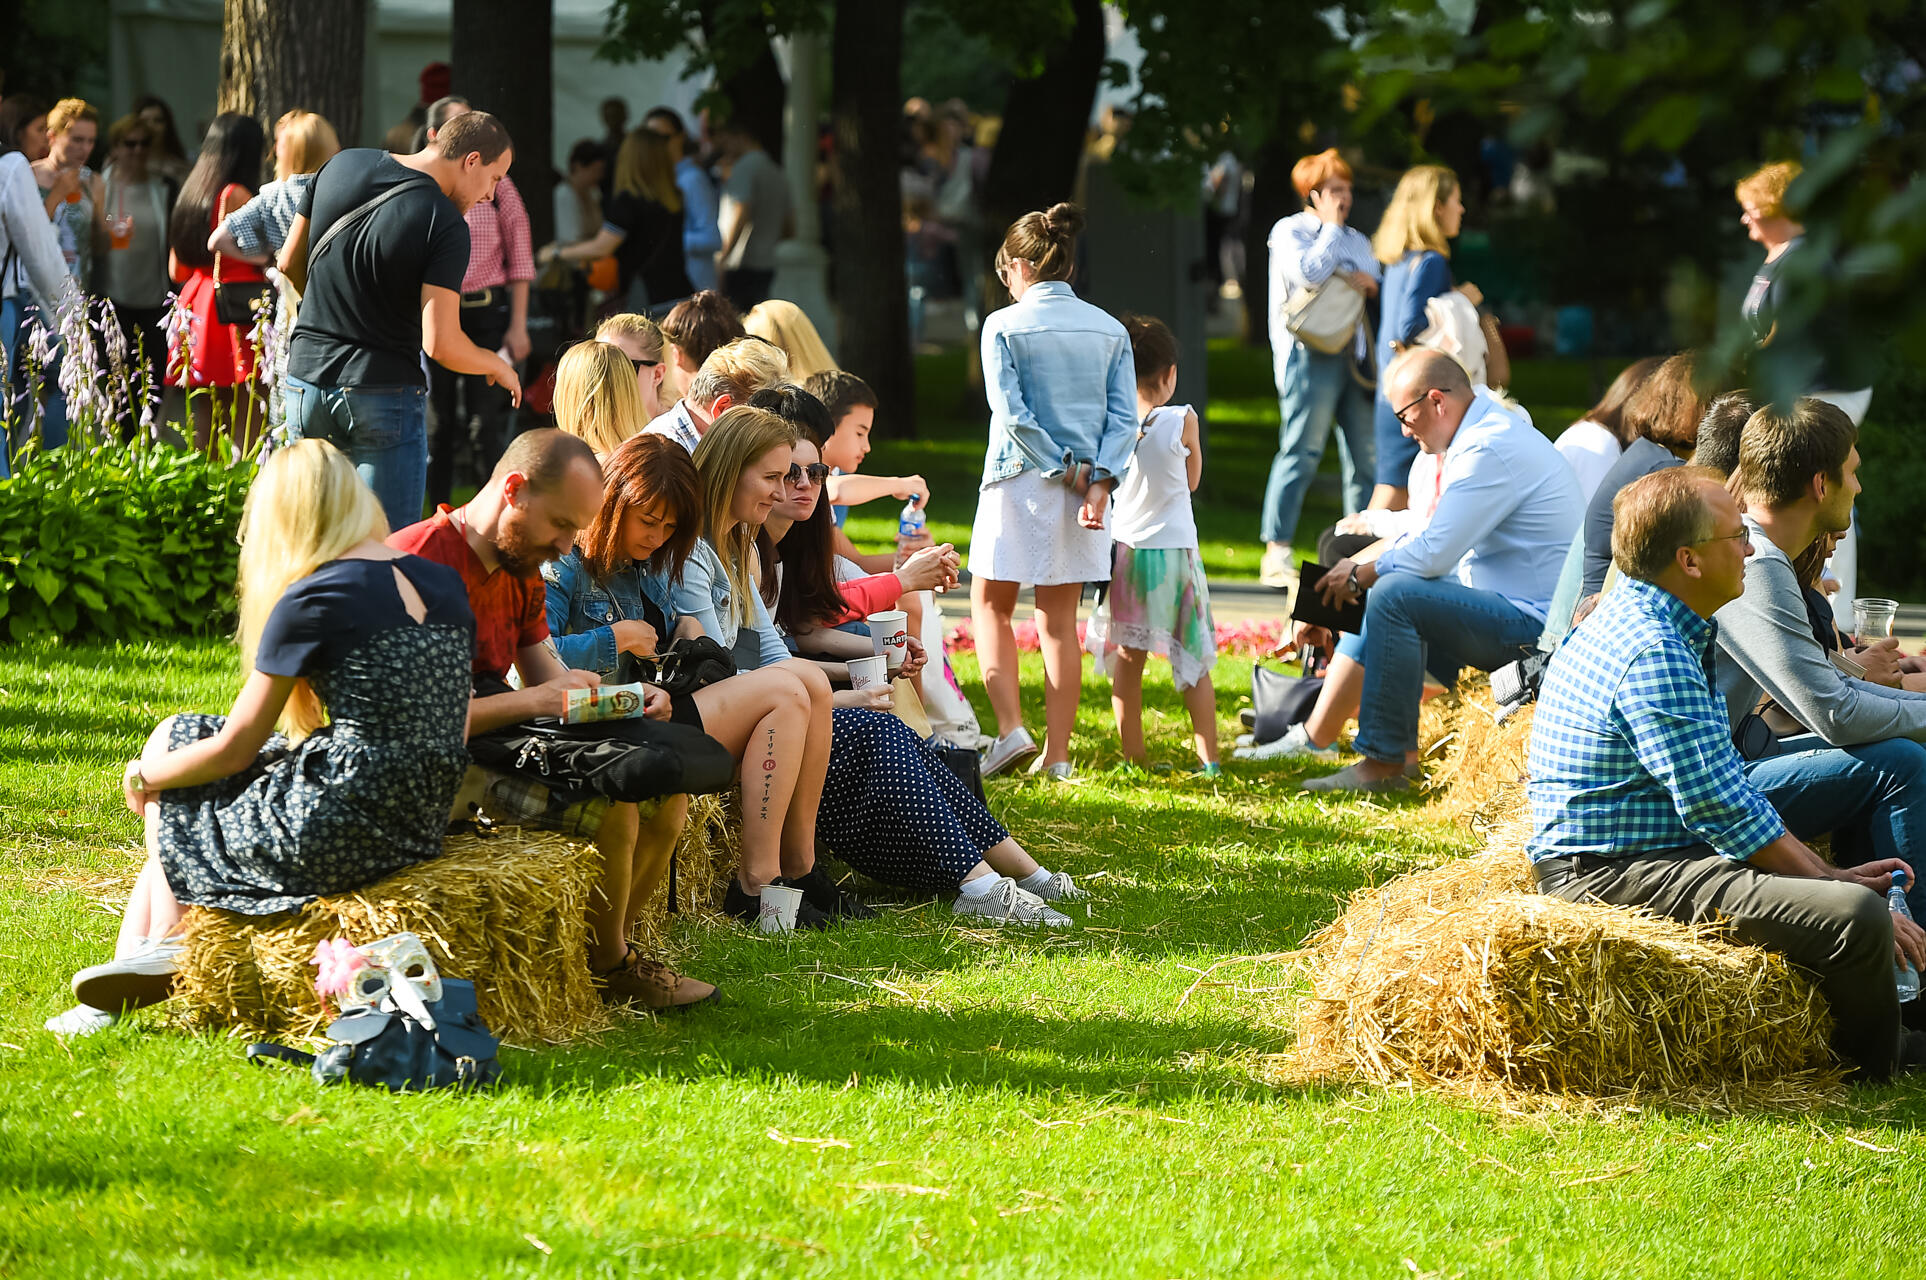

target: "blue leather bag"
[246,978,502,1093]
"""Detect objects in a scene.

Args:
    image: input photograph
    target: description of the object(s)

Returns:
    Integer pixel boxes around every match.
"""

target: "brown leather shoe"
[595,949,719,1011]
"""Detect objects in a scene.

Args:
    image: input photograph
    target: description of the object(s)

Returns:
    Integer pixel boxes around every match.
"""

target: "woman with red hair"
[1260,148,1379,594]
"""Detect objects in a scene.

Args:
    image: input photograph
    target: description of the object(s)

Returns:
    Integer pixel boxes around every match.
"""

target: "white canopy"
[108,0,704,158]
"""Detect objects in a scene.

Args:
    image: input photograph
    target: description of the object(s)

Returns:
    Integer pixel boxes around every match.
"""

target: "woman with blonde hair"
[552,338,648,458]
[744,298,838,380]
[541,128,693,312]
[45,440,476,1036]
[594,310,673,418]
[1369,164,1482,509]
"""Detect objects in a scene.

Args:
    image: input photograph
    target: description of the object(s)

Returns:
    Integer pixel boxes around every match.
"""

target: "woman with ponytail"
[970,202,1137,781]
[46,441,476,1036]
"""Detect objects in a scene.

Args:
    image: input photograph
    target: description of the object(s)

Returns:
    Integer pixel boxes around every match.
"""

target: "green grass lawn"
[4,636,1925,1277]
[847,343,1615,582]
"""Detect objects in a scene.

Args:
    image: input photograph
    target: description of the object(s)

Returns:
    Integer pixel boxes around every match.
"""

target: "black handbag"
[469,712,737,804]
[245,978,502,1093]
[930,742,987,804]
[639,635,737,698]
[1251,646,1328,745]
[212,184,273,328]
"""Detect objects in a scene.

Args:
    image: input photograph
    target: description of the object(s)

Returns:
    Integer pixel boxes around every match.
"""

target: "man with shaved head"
[1302,347,1580,793]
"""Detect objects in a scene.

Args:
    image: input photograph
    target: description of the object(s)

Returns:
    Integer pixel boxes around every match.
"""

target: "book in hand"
[1289,562,1367,635]
[563,682,649,724]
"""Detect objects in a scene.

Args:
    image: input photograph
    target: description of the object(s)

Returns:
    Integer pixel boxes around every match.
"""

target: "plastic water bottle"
[1893,868,1920,1004]
[898,497,927,542]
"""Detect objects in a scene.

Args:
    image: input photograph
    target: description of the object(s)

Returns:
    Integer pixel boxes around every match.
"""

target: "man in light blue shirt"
[1303,348,1579,792]
[642,107,722,292]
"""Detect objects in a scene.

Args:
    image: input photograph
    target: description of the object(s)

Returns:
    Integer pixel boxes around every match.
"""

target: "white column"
[768,30,836,349]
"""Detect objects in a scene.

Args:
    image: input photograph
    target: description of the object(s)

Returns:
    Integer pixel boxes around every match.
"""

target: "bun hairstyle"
[997,201,1085,283]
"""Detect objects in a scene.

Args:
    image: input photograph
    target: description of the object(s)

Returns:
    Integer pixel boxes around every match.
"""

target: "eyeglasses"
[785,462,831,486]
[1692,528,1749,546]
[1393,390,1438,428]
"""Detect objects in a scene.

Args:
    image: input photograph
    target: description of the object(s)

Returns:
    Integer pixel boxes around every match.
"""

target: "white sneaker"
[1260,545,1296,591]
[71,936,184,1013]
[45,1004,119,1036]
[1233,723,1338,762]
[981,727,1039,778]
[952,878,1073,927]
[1030,759,1074,782]
[1029,871,1088,902]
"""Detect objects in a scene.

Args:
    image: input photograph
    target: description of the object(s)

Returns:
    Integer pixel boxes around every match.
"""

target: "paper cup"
[757,884,804,934]
[867,609,909,672]
[847,654,888,690]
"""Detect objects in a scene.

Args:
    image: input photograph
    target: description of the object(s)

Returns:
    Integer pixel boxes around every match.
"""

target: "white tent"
[107,0,704,158]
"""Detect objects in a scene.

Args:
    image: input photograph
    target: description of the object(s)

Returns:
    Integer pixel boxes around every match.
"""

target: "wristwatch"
[1347,564,1361,597]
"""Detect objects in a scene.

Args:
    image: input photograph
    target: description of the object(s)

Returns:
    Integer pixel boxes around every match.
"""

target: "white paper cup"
[847,654,888,690]
[867,609,909,672]
[757,884,804,934]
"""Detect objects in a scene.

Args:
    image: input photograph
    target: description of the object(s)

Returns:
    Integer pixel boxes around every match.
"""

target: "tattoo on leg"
[758,724,775,821]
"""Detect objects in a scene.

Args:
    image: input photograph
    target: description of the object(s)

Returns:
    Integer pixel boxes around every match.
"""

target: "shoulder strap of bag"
[246,1042,318,1069]
[308,175,436,270]
[212,182,240,288]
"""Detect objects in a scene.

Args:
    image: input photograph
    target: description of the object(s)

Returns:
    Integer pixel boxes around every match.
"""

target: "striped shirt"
[1527,574,1786,863]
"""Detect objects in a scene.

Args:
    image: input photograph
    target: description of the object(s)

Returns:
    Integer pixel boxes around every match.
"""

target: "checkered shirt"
[224,175,313,261]
[1526,575,1786,864]
[459,174,535,294]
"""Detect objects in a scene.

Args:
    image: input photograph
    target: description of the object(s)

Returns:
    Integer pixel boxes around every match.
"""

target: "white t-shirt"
[1111,404,1198,550]
[1553,419,1623,506]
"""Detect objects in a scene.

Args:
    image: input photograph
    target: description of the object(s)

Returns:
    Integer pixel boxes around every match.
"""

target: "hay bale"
[174,827,612,1045]
[1286,855,1845,1107]
[1423,693,1534,830]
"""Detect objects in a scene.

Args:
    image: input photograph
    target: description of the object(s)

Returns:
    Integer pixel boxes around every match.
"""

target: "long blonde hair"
[744,300,839,380]
[274,110,340,182]
[614,128,682,211]
[554,340,648,456]
[235,440,387,739]
[1372,164,1458,264]
[689,406,795,631]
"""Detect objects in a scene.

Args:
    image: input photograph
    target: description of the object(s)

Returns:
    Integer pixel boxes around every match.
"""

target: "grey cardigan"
[1713,515,1926,744]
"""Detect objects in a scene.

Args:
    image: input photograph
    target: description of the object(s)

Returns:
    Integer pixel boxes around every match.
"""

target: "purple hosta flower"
[162,288,194,385]
[139,399,158,443]
[52,291,112,443]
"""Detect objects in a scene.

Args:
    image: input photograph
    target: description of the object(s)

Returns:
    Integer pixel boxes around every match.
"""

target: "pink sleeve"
[497,176,535,282]
[829,573,903,625]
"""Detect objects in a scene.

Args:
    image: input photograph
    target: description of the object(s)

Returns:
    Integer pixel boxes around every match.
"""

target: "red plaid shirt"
[460,174,536,294]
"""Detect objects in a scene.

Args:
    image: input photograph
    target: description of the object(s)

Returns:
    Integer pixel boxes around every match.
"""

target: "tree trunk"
[452,0,555,246]
[1240,102,1301,349]
[979,0,1106,252]
[830,0,914,436]
[698,0,787,159]
[218,0,366,156]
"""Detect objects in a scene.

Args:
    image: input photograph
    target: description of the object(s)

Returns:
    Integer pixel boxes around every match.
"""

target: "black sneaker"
[1900,1028,1926,1074]
[783,868,878,921]
[721,879,833,930]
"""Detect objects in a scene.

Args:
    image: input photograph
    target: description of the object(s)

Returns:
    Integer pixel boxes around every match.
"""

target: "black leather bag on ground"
[468,713,737,804]
[245,978,502,1093]
[930,743,987,804]
[1251,646,1328,745]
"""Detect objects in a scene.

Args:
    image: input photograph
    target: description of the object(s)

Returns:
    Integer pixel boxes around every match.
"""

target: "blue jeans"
[5,300,68,465]
[284,375,429,532]
[1746,733,1926,919]
[1537,530,1588,651]
[1261,345,1374,544]
[1354,573,1544,761]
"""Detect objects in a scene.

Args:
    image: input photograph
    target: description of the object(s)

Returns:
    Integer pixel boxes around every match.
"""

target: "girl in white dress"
[969,203,1138,780]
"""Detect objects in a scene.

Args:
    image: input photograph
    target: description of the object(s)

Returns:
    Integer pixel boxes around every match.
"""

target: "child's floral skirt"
[1085,543,1216,690]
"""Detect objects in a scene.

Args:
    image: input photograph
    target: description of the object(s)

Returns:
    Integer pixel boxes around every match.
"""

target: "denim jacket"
[978,280,1139,489]
[540,549,678,684]
[668,538,791,669]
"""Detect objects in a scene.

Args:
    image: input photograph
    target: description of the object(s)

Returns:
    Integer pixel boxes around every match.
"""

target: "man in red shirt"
[391,428,717,1010]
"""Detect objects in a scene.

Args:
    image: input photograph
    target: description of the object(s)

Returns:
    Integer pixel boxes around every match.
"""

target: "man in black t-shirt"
[277,110,523,531]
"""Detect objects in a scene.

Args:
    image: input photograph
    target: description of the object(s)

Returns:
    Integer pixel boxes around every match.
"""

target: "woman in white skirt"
[970,203,1139,780]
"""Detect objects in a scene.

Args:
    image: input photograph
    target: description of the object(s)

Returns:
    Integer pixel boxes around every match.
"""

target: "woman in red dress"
[165,112,266,452]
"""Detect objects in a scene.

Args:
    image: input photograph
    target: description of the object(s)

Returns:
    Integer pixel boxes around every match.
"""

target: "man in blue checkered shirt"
[1528,467,1925,1079]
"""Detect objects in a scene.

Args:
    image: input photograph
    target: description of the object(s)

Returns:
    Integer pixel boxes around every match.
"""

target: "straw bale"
[1287,855,1846,1108]
[1423,693,1534,830]
[174,827,612,1044]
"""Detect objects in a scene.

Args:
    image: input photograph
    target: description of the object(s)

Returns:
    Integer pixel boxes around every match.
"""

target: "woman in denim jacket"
[542,433,855,930]
[969,202,1137,782]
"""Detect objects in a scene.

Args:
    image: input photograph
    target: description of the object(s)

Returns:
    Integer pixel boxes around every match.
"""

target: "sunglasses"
[629,356,660,371]
[785,462,831,486]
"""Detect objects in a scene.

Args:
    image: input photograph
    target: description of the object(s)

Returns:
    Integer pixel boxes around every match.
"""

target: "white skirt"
[969,468,1113,587]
